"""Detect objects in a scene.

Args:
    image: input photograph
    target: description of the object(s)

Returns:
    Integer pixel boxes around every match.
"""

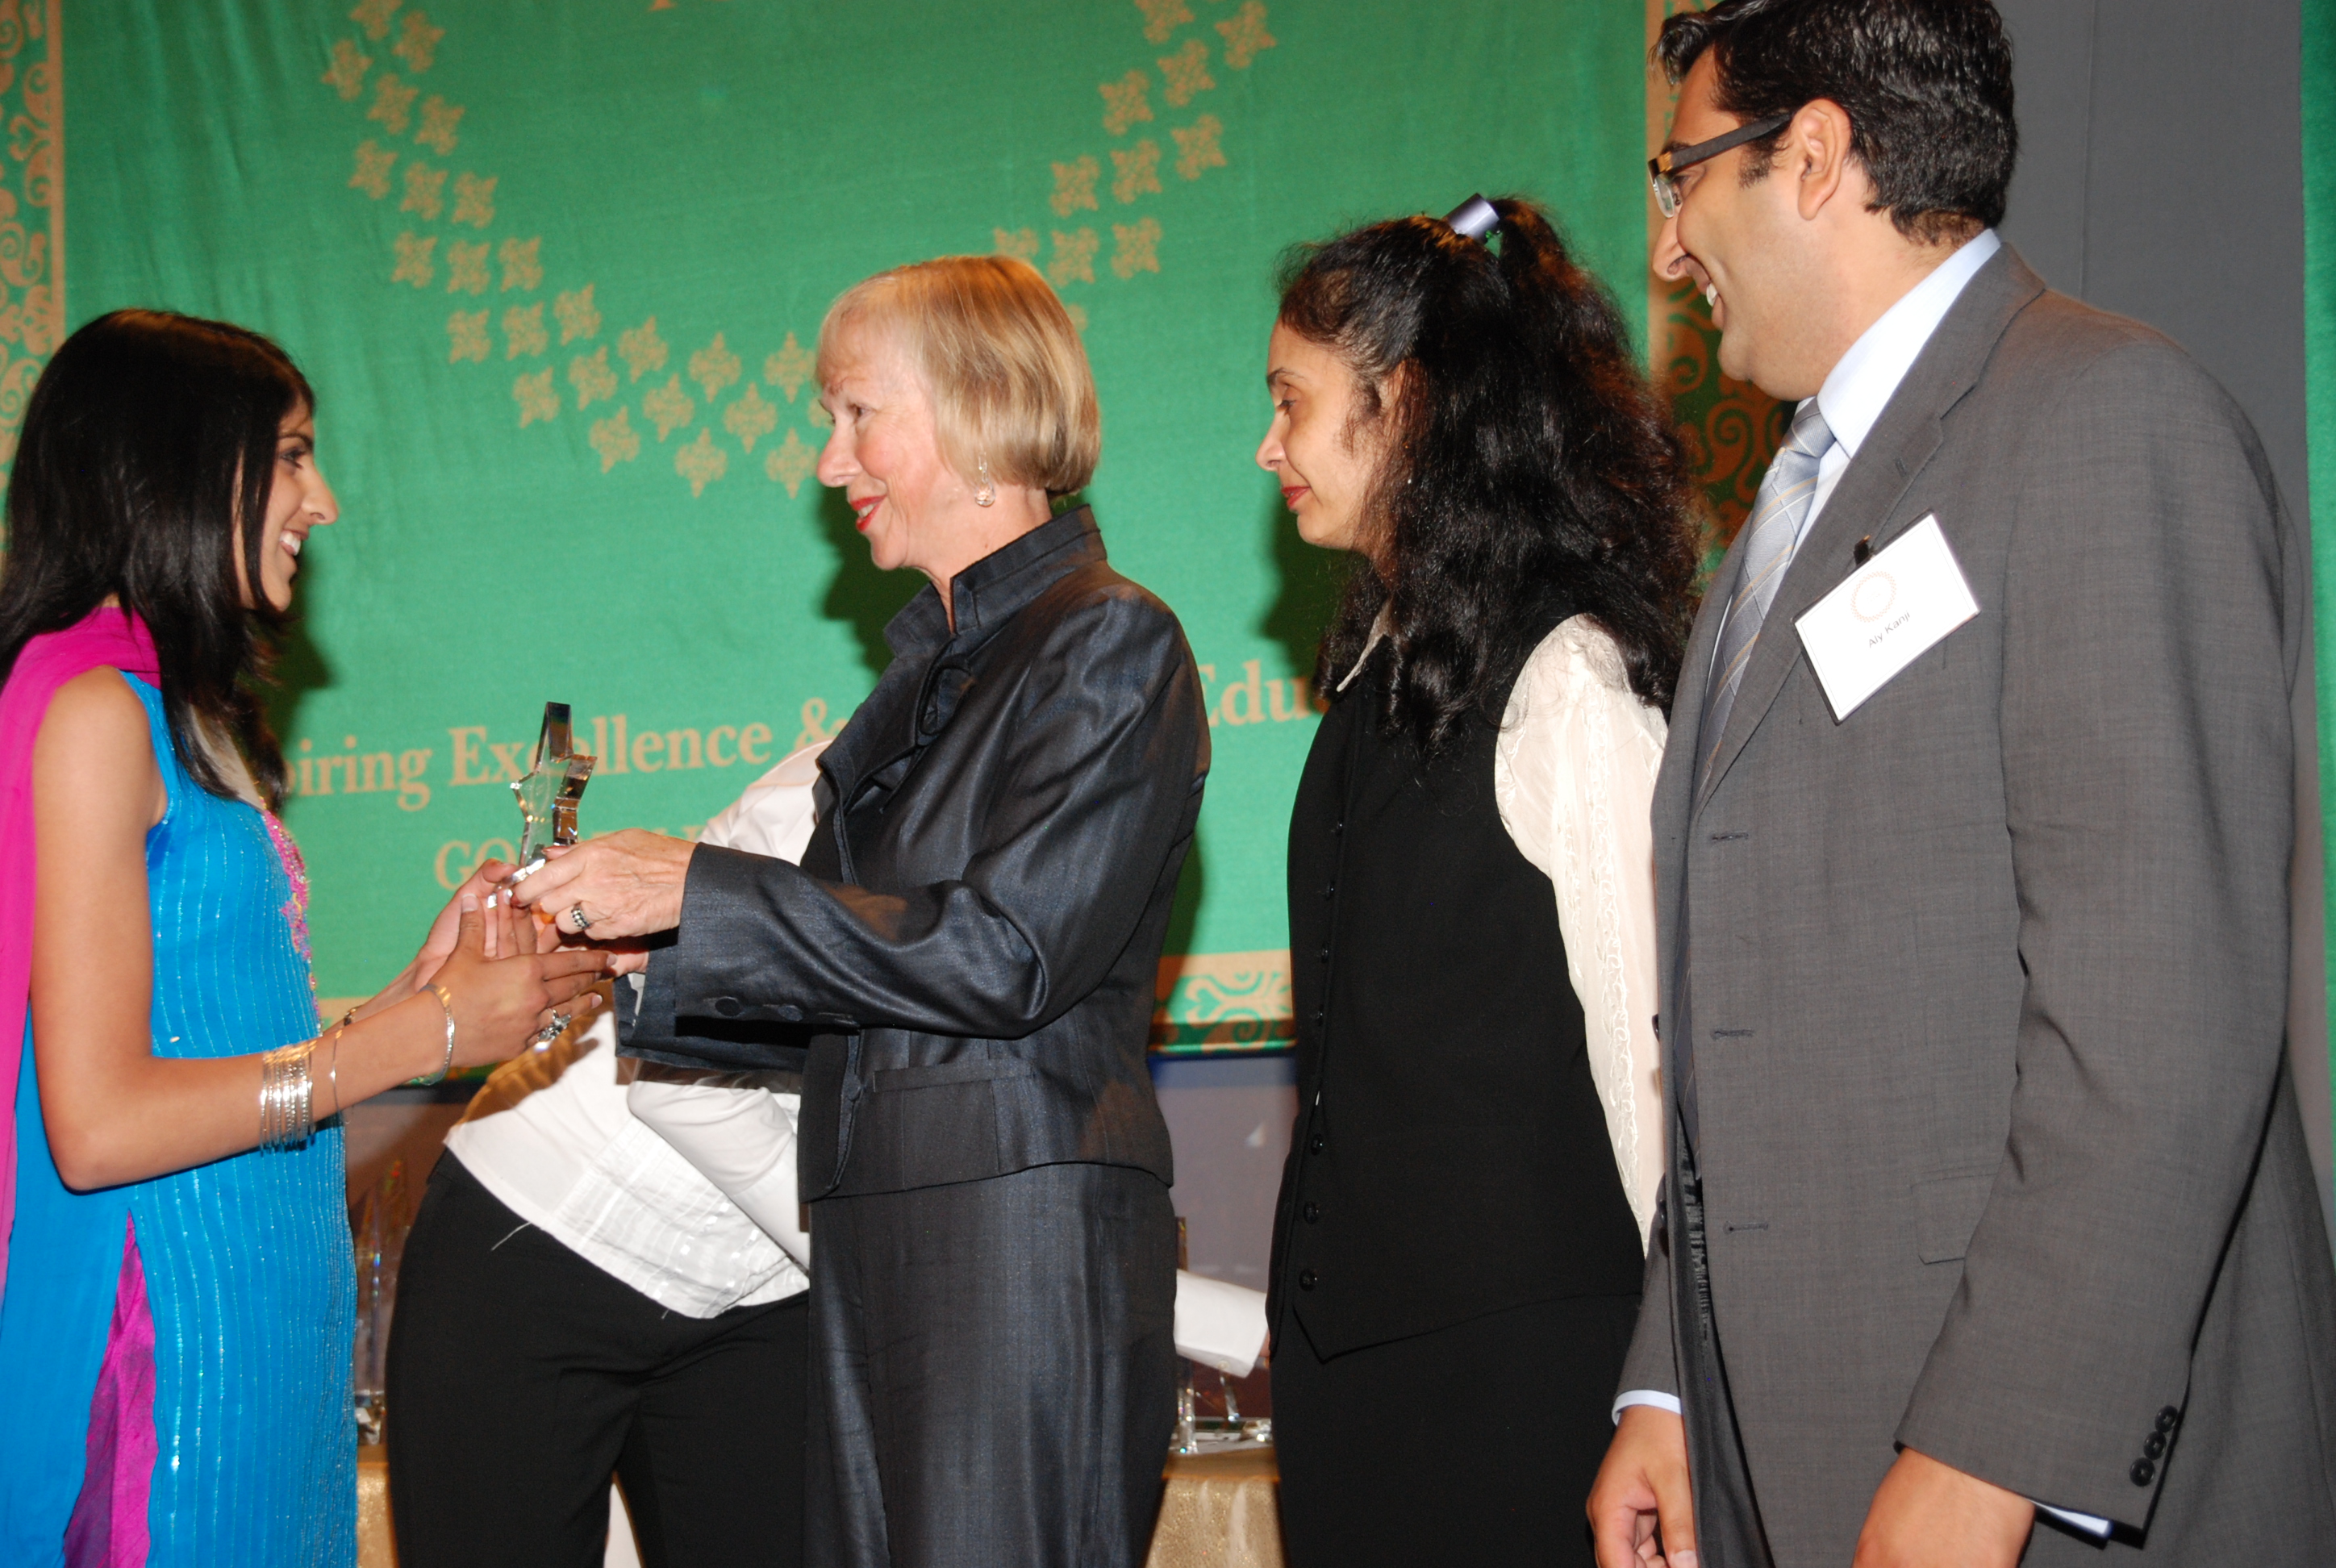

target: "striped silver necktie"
[1699,398,1835,780]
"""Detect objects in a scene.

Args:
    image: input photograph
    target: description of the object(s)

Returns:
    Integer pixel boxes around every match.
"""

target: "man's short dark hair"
[1657,0,2017,244]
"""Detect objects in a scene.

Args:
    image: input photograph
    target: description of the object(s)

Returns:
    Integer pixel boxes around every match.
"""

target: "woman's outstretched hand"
[493,829,695,945]
[428,892,609,1067]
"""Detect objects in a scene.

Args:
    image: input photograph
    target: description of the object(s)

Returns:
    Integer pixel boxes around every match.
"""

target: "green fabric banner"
[47,0,1646,1045]
[2309,0,2336,1102]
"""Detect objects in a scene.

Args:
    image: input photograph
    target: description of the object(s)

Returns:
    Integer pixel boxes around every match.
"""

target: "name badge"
[1793,515,1979,720]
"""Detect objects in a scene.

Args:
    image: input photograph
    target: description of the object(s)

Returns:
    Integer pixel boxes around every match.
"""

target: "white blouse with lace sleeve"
[1492,615,1668,1246]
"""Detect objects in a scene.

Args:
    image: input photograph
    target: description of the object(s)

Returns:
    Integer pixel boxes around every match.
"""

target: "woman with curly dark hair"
[1256,197,1699,1566]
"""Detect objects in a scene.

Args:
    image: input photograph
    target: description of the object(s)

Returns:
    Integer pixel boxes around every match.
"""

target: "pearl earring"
[974,458,997,507]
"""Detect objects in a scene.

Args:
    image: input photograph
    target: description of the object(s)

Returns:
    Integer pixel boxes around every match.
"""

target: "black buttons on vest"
[1302,1202,1320,1223]
[1322,882,1336,899]
[1317,947,1330,962]
[1311,1009,1324,1025]
[1310,1132,1325,1153]
[1298,1268,1318,1291]
[712,997,742,1019]
[2130,1458,2155,1487]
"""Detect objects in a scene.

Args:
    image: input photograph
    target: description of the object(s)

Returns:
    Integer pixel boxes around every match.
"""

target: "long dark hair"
[1279,198,1700,758]
[0,309,315,808]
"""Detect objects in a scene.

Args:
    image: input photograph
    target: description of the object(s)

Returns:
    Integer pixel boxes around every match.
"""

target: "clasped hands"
[486,828,700,974]
[1588,1407,2037,1568]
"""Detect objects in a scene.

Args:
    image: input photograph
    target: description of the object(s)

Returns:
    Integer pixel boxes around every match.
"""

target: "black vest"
[1269,637,1645,1358]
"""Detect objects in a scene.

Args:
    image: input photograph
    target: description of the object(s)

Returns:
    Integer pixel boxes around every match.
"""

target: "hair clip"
[1443,194,1499,240]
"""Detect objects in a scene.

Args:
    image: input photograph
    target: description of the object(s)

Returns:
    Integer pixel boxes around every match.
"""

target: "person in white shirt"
[383,749,824,1568]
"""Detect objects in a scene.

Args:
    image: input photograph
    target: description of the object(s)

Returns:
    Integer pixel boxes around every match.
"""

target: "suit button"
[2143,1432,2166,1460]
[2155,1406,2180,1432]
[1333,820,1344,835]
[1309,1133,1325,1153]
[1322,882,1336,899]
[1317,947,1330,961]
[1298,1268,1317,1291]
[778,1004,803,1024]
[2130,1458,2155,1487]
[1311,1009,1324,1025]
[712,997,743,1019]
[1302,1202,1320,1223]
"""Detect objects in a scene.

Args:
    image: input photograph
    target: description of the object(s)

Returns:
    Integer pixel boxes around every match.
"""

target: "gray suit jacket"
[1620,244,2336,1562]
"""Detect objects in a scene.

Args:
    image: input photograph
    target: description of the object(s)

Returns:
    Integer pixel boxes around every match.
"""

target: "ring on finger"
[531,1011,572,1049]
[569,903,593,934]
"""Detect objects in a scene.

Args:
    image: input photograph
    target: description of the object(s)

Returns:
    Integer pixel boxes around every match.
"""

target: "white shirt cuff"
[2034,1502,2111,1537]
[1612,1388,1682,1424]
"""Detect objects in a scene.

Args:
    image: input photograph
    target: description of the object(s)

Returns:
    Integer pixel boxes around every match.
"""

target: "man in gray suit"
[1588,2,2336,1565]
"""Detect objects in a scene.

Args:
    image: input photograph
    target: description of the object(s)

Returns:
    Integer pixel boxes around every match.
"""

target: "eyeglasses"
[1648,113,1793,218]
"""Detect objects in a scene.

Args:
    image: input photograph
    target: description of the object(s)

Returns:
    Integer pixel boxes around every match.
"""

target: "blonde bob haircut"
[816,254,1099,497]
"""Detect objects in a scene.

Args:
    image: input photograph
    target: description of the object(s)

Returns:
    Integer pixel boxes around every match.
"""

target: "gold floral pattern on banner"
[590,405,640,472]
[619,316,670,382]
[315,0,1284,514]
[300,3,1312,1048]
[1111,139,1162,204]
[994,0,1282,340]
[0,0,62,482]
[764,332,813,400]
[1158,38,1213,106]
[1216,2,1276,70]
[674,427,727,496]
[1049,227,1099,287]
[502,301,545,359]
[1099,69,1153,136]
[765,427,816,497]
[1135,0,1194,47]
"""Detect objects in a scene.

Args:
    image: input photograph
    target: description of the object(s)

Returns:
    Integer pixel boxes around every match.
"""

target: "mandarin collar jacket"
[621,507,1211,1203]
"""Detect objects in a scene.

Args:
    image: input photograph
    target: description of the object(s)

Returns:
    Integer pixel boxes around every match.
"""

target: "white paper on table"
[1174,1270,1270,1378]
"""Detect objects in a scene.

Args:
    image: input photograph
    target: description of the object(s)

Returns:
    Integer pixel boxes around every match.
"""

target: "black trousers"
[386,1153,810,1568]
[1272,1292,1641,1568]
[807,1161,1178,1568]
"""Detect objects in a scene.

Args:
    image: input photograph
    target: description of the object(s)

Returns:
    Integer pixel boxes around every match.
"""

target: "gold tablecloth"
[357,1449,393,1566]
[357,1443,1283,1568]
[1147,1447,1285,1568]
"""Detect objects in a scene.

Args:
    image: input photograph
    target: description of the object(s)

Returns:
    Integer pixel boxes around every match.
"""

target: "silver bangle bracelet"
[258,1039,317,1152]
[412,983,458,1086]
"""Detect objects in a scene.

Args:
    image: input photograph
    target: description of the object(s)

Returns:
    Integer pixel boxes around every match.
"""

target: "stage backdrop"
[36,0,1648,1041]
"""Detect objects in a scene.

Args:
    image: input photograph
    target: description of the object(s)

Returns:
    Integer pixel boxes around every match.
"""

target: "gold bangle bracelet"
[411,984,458,1086]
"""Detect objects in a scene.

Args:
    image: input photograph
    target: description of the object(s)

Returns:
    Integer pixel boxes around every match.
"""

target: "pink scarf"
[0,607,160,1299]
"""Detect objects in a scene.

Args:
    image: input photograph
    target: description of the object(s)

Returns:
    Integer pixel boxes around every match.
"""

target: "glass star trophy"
[505,704,596,1050]
[507,702,596,882]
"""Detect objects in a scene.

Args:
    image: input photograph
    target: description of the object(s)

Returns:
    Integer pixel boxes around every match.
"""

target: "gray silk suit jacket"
[1619,245,2336,1562]
[620,510,1208,1202]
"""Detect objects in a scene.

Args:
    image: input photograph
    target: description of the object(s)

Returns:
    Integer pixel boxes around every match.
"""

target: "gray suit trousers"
[806,1161,1178,1568]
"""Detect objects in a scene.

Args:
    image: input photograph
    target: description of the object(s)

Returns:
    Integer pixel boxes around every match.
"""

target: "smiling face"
[1652,53,1823,396]
[1255,323,1391,559]
[236,406,337,612]
[814,325,981,582]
